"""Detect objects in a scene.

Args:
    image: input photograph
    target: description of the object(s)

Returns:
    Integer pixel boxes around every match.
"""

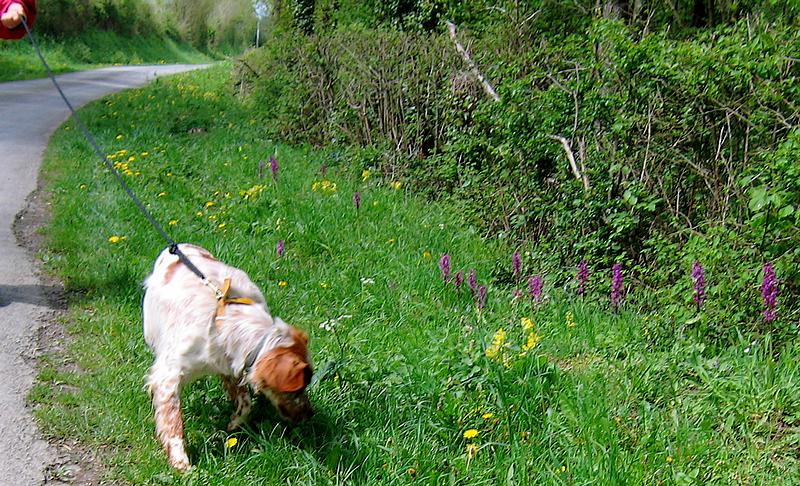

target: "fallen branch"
[446,21,500,103]
[547,134,590,191]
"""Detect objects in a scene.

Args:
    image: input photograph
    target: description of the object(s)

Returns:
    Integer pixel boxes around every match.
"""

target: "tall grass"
[32,64,800,484]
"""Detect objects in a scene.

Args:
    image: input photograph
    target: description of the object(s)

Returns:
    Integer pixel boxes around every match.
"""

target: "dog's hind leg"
[222,375,252,431]
[150,370,190,471]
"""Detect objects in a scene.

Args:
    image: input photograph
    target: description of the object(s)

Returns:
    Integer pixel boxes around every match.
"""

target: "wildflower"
[225,437,237,448]
[467,269,477,294]
[320,281,330,289]
[666,456,673,464]
[205,201,215,208]
[422,250,432,260]
[390,181,402,190]
[115,134,124,140]
[361,169,370,181]
[512,251,521,278]
[611,263,624,308]
[576,260,589,296]
[353,191,361,210]
[477,285,487,310]
[127,156,136,162]
[463,429,479,439]
[439,254,451,281]
[485,328,506,359]
[168,219,178,226]
[453,271,464,290]
[218,223,226,229]
[528,275,543,303]
[196,211,203,217]
[512,289,523,300]
[319,314,352,332]
[521,317,534,331]
[108,235,127,244]
[269,155,278,181]
[482,412,494,420]
[79,184,87,190]
[691,261,705,310]
[157,191,166,197]
[278,280,288,287]
[565,311,576,329]
[761,262,778,322]
[276,240,285,257]
[361,277,375,285]
[522,332,542,352]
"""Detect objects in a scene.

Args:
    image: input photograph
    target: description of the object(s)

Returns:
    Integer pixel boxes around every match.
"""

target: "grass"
[32,63,800,485]
[0,29,212,82]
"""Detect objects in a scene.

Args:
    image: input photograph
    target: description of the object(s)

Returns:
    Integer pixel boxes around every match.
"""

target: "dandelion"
[528,275,543,303]
[278,280,288,287]
[512,251,521,279]
[481,412,494,420]
[390,181,402,190]
[422,250,432,260]
[361,169,370,181]
[576,260,589,297]
[477,285,487,310]
[353,191,361,210]
[467,269,477,294]
[108,235,127,243]
[439,254,451,281]
[691,261,705,310]
[157,191,166,197]
[205,201,215,208]
[269,155,278,181]
[115,134,124,140]
[168,219,178,226]
[611,263,624,308]
[225,437,238,448]
[320,281,330,289]
[463,429,479,440]
[761,262,778,322]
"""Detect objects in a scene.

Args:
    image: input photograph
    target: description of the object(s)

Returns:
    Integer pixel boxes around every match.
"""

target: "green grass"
[0,29,212,82]
[33,63,800,485]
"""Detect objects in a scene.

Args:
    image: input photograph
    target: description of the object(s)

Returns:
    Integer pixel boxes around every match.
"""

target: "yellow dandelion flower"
[218,223,226,229]
[560,465,567,473]
[166,172,173,177]
[225,437,237,448]
[115,134,124,140]
[482,412,494,420]
[278,281,288,287]
[157,192,166,197]
[319,281,330,289]
[463,429,479,440]
[522,332,542,352]
[168,220,178,226]
[312,181,321,192]
[390,181,402,190]
[209,215,218,221]
[361,169,370,181]
[79,184,87,190]
[422,250,432,260]
[205,201,215,208]
[128,156,136,162]
[108,235,127,244]
[141,152,149,157]
[196,211,203,217]
[521,317,534,331]
[666,456,673,464]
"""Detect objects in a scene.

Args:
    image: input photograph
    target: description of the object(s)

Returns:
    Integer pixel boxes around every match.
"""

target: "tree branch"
[547,134,590,191]
[446,21,500,103]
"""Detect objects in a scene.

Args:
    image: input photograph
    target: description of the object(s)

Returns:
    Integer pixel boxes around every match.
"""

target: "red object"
[0,0,36,40]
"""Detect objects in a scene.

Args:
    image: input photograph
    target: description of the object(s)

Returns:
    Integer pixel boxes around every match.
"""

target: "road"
[0,64,207,484]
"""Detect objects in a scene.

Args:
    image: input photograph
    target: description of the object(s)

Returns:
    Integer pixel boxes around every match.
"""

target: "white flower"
[360,277,375,286]
[319,314,353,332]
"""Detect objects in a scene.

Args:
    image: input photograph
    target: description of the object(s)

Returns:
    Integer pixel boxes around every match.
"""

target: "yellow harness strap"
[215,277,256,322]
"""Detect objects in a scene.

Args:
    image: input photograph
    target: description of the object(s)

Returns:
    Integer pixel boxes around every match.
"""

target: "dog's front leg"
[222,375,252,431]
[151,374,190,471]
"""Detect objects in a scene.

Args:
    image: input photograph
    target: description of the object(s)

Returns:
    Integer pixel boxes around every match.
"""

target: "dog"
[143,243,313,471]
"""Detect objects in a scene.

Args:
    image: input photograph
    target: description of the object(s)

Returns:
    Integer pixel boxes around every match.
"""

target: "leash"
[20,17,209,285]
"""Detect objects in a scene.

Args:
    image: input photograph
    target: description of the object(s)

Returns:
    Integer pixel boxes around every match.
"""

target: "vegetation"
[235,0,799,345]
[33,62,800,484]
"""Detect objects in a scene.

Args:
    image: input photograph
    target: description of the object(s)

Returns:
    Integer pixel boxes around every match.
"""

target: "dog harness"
[214,277,256,320]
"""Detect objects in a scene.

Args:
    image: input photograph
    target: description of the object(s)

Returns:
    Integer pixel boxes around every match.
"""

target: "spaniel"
[143,244,313,471]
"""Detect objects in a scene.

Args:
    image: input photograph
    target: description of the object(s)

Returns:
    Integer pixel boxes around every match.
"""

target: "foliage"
[236,3,799,343]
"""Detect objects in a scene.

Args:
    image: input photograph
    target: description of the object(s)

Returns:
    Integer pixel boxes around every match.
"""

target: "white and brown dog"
[143,244,313,471]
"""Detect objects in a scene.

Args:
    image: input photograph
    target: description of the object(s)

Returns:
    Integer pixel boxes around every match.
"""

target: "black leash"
[20,17,208,283]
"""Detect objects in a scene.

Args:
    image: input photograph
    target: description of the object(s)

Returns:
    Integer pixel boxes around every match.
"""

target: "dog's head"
[251,327,313,422]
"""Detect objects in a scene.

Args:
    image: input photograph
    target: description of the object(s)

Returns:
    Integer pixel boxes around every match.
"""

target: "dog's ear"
[257,350,310,393]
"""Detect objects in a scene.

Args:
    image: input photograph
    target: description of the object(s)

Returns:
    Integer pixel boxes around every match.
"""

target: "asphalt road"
[0,64,207,484]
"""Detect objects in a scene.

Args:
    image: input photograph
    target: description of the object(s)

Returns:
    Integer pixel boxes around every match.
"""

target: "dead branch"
[446,21,500,103]
[547,134,590,191]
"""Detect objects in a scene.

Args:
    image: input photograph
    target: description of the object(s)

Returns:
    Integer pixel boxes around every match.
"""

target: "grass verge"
[0,29,212,82]
[32,63,800,484]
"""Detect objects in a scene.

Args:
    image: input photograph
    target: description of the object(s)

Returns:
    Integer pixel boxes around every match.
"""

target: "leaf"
[778,205,795,218]
[748,186,769,212]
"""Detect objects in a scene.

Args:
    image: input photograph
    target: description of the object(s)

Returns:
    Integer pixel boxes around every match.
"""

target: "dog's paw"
[167,438,191,471]
[170,456,191,472]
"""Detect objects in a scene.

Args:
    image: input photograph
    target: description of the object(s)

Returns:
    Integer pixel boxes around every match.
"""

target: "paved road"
[0,65,207,484]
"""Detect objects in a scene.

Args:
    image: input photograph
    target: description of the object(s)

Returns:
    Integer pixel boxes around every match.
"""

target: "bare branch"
[446,21,500,103]
[547,134,590,191]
